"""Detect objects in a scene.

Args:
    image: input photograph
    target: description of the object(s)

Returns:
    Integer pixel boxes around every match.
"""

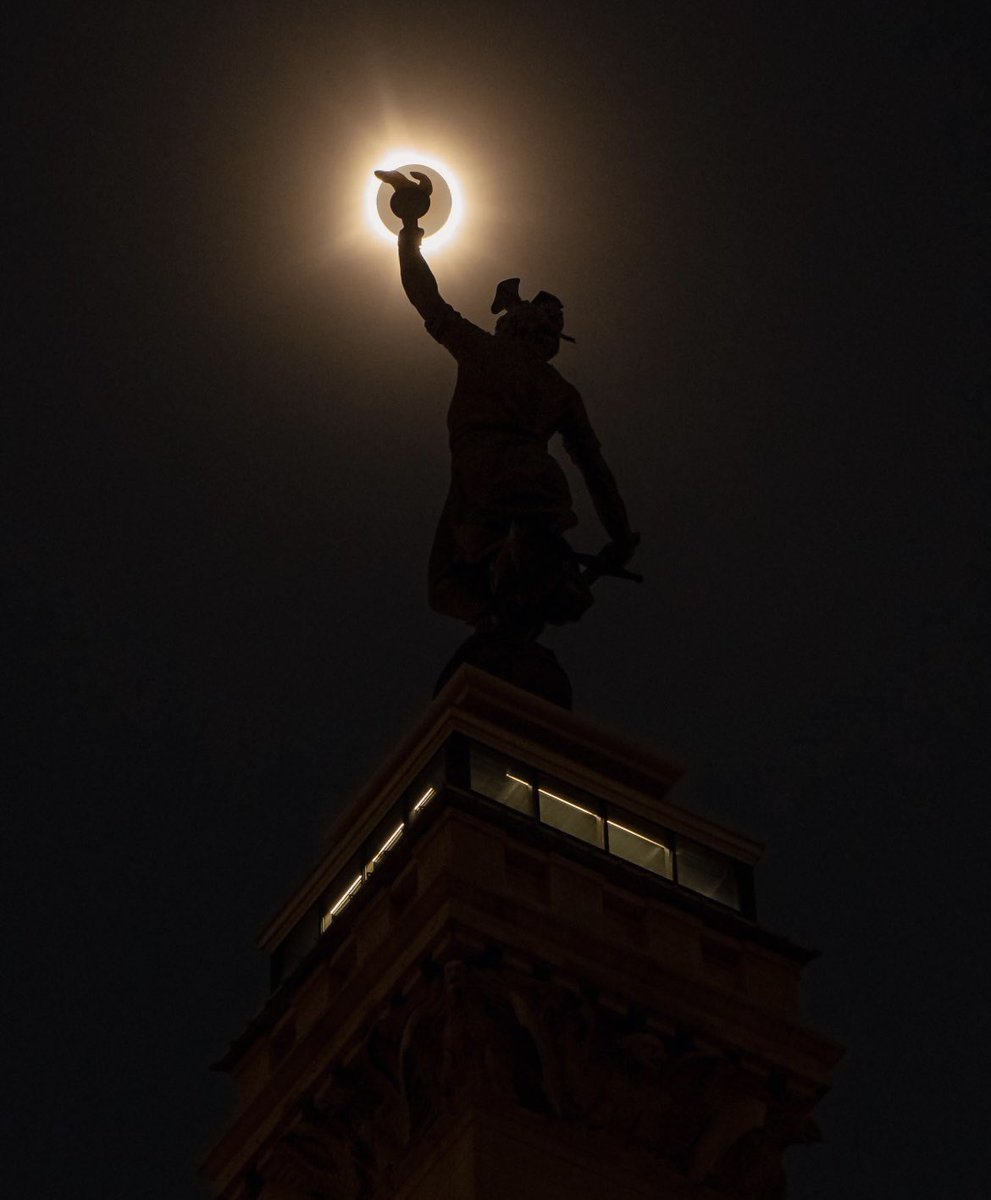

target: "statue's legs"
[427,492,492,623]
[488,522,594,629]
[428,501,592,707]
[428,494,593,631]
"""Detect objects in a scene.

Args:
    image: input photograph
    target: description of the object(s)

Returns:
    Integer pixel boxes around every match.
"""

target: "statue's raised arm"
[374,169,446,322]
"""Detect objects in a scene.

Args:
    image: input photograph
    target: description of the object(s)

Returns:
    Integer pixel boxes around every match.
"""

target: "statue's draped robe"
[422,305,602,621]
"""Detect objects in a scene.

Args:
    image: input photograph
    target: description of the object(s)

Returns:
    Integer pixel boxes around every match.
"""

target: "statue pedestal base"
[434,631,572,709]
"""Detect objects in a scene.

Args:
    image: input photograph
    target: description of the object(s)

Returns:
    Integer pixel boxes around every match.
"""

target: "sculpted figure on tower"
[376,169,639,704]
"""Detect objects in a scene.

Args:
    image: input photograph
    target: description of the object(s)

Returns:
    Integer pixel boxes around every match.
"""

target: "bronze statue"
[376,168,639,705]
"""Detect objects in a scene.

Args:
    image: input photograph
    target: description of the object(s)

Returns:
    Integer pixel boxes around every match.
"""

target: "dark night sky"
[5,4,987,1197]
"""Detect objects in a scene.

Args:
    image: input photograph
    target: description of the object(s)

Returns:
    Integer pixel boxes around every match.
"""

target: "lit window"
[539,787,604,848]
[410,785,435,818]
[366,823,404,875]
[320,874,362,931]
[470,747,535,814]
[677,841,741,910]
[607,819,673,878]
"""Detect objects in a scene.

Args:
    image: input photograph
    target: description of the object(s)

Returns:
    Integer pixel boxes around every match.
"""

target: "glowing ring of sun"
[365,150,464,253]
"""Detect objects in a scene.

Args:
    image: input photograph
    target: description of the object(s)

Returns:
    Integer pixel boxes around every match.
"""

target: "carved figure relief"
[248,955,813,1200]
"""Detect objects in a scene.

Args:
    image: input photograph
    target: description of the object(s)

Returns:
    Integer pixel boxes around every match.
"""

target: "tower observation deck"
[201,666,841,1200]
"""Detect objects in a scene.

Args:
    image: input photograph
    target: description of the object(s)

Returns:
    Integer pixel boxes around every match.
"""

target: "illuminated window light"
[539,788,598,819]
[470,761,532,813]
[538,785,604,850]
[607,818,672,878]
[508,773,603,824]
[368,824,404,870]
[411,786,435,815]
[607,820,669,851]
[321,874,363,931]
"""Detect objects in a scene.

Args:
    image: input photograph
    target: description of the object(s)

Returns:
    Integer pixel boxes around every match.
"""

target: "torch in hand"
[373,169,434,232]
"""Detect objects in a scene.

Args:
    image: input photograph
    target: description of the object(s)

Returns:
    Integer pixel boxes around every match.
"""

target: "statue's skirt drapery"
[429,486,591,633]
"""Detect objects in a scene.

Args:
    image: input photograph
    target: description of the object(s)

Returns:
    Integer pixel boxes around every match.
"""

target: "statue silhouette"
[376,169,639,705]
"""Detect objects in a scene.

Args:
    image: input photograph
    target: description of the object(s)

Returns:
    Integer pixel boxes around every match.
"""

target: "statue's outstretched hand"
[578,535,643,585]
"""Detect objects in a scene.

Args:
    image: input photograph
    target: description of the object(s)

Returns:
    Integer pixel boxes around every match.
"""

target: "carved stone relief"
[248,956,817,1200]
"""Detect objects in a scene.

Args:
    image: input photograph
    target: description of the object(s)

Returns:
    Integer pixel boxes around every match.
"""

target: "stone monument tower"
[200,172,840,1198]
[200,668,840,1200]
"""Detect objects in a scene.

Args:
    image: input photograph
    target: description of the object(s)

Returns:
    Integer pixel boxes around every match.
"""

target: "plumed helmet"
[490,278,575,344]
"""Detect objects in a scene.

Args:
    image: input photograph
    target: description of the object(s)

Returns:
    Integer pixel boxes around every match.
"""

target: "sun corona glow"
[364,148,464,254]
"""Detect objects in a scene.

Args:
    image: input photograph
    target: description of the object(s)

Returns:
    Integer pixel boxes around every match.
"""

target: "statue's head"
[491,279,573,362]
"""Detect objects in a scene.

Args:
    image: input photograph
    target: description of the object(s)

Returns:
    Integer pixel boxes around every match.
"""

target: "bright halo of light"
[364,148,464,253]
